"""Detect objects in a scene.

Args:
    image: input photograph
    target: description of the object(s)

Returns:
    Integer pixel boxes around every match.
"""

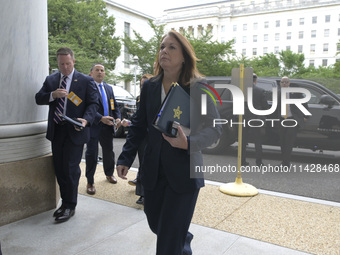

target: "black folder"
[153,83,190,137]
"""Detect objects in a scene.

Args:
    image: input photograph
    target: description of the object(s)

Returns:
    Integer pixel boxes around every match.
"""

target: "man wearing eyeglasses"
[278,76,309,167]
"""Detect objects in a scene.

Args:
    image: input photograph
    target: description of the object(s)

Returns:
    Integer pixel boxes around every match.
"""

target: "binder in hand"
[153,83,190,137]
[58,113,84,130]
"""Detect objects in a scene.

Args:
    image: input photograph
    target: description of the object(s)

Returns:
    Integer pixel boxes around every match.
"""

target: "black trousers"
[241,125,264,164]
[85,124,115,184]
[279,120,299,164]
[144,170,199,255]
[136,138,147,196]
[52,125,84,210]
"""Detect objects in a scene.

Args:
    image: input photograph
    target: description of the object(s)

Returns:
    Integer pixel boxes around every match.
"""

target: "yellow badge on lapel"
[110,99,115,110]
[67,92,82,106]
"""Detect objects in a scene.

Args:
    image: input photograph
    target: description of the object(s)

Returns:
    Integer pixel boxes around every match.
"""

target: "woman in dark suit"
[117,31,221,255]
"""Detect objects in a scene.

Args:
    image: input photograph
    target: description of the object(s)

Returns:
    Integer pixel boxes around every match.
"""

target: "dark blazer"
[117,75,222,193]
[35,70,99,145]
[93,81,121,126]
[277,88,309,128]
[245,84,270,119]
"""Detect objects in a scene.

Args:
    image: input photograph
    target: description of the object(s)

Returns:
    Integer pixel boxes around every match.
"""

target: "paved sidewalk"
[1,163,339,254]
[0,195,311,255]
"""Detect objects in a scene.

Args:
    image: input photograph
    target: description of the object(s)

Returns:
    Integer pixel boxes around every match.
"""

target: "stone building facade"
[105,0,155,95]
[157,0,340,68]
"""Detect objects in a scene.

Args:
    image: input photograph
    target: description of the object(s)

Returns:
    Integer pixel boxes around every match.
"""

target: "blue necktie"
[99,83,108,116]
[53,75,68,123]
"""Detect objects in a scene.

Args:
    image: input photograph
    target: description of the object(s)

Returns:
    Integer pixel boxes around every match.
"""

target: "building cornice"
[157,0,339,23]
[164,0,231,12]
[104,0,155,20]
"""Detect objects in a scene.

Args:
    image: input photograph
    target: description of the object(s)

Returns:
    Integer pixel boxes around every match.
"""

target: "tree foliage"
[114,17,340,92]
[248,53,280,77]
[334,40,340,74]
[184,31,235,76]
[123,23,235,78]
[122,20,165,77]
[48,0,121,74]
[279,50,306,77]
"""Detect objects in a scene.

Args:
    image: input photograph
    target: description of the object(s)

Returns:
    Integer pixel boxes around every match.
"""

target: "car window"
[207,79,232,100]
[291,82,339,105]
[111,85,134,99]
[301,85,322,104]
[256,80,276,102]
[308,89,323,104]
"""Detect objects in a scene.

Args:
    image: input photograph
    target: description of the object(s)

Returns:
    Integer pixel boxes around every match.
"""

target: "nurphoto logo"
[200,83,311,128]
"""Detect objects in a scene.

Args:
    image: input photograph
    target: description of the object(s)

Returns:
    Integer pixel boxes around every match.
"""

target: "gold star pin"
[173,106,182,119]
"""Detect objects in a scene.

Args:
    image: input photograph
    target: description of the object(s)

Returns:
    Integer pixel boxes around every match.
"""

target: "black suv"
[110,85,136,137]
[203,77,340,154]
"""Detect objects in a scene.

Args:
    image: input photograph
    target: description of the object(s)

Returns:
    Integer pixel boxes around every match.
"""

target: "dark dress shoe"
[86,184,96,195]
[128,178,138,186]
[278,161,290,167]
[183,232,194,255]
[241,161,249,166]
[256,161,264,167]
[53,205,65,218]
[55,209,75,223]
[136,196,144,205]
[106,176,117,184]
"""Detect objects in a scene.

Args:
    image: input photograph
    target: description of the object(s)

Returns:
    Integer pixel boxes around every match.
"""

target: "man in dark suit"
[278,76,309,167]
[242,73,270,167]
[35,47,98,223]
[85,64,121,195]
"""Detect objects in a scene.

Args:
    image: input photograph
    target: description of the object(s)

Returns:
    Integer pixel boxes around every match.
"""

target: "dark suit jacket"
[117,75,222,193]
[35,70,99,145]
[277,88,309,128]
[93,81,121,127]
[245,84,270,119]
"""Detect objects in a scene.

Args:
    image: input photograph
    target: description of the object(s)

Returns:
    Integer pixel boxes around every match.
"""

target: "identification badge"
[67,92,82,106]
[173,106,182,119]
[110,99,115,110]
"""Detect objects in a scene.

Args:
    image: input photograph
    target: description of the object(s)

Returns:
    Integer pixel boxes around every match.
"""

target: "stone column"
[0,0,58,226]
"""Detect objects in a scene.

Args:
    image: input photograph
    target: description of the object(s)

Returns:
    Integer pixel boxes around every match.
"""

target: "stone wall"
[0,155,58,226]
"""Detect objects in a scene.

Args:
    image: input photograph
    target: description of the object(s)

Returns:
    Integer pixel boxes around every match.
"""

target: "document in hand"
[58,113,84,130]
[153,83,190,137]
